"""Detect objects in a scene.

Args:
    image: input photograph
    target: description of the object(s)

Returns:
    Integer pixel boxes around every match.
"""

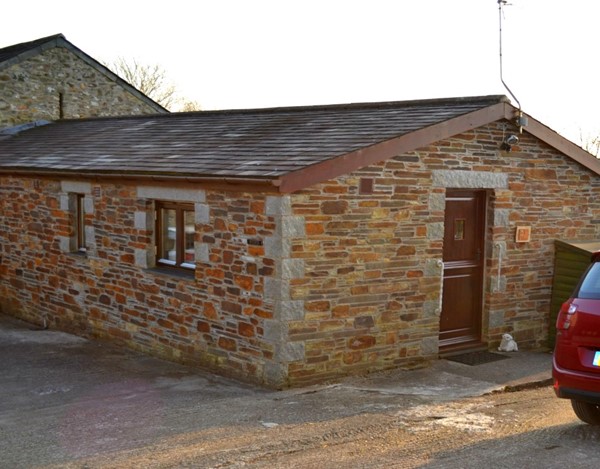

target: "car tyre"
[571,400,600,425]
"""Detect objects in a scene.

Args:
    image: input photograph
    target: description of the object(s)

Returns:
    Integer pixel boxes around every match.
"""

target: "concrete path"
[0,314,552,468]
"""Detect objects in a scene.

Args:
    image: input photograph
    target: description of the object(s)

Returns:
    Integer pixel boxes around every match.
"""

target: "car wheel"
[571,400,600,425]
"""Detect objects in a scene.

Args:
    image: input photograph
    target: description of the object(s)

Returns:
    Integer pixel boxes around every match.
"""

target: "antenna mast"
[498,0,526,132]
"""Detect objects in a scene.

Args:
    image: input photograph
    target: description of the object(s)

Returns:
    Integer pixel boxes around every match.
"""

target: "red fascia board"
[521,114,600,177]
[275,102,511,193]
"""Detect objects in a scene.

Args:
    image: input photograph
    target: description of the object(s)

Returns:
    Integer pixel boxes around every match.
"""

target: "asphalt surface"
[0,314,553,468]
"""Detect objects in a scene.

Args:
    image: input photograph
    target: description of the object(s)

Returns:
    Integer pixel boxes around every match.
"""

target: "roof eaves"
[276,102,512,193]
[0,120,52,137]
[0,168,281,192]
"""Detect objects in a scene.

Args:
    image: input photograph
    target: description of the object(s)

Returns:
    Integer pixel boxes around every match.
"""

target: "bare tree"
[179,100,202,112]
[579,129,600,158]
[107,58,200,112]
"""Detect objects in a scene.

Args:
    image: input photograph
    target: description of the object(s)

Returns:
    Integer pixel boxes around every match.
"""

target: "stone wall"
[0,179,280,386]
[283,122,600,386]
[285,162,441,385]
[1,121,600,388]
[0,47,160,129]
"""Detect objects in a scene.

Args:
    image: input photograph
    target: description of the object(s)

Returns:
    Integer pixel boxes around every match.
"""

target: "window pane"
[578,263,600,299]
[77,194,86,251]
[183,210,195,267]
[159,208,177,265]
[454,219,465,241]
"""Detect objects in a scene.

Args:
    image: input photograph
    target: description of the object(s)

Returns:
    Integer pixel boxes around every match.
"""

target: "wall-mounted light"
[501,134,519,152]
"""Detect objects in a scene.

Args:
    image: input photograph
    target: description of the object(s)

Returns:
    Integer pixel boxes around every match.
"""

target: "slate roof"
[0,34,64,64]
[1,95,598,193]
[0,34,167,114]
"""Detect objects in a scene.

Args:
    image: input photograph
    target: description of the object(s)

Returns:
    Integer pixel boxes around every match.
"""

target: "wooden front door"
[439,190,486,351]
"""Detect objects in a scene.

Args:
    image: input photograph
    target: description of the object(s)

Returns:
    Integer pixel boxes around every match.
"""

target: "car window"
[577,263,600,299]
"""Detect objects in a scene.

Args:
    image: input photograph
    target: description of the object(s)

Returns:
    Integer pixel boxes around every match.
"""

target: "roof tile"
[0,95,507,180]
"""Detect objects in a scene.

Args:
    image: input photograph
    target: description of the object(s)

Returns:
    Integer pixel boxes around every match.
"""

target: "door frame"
[439,189,488,353]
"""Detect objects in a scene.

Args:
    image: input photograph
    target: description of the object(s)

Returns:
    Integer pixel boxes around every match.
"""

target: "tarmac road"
[4,314,596,468]
[22,388,600,468]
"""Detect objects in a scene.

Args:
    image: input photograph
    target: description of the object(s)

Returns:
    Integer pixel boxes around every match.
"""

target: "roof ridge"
[56,94,510,124]
[0,33,65,59]
[184,94,510,115]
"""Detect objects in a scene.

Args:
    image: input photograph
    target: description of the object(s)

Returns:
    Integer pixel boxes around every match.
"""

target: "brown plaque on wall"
[515,226,531,243]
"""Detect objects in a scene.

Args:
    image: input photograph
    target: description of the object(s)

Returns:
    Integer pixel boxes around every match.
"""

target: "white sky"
[2,0,599,145]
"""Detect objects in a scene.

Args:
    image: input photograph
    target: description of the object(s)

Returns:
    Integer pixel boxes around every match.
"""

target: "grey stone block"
[263,362,286,387]
[135,248,150,268]
[58,236,70,253]
[266,195,292,216]
[61,180,91,194]
[432,170,508,189]
[494,241,507,257]
[195,203,210,224]
[423,299,442,318]
[280,341,305,362]
[425,258,444,277]
[263,320,283,342]
[278,216,305,238]
[264,236,281,258]
[489,310,506,328]
[427,222,444,240]
[265,278,291,301]
[281,258,305,279]
[264,236,292,259]
[421,336,439,355]
[59,194,70,211]
[134,211,151,230]
[83,196,94,215]
[491,275,507,293]
[274,300,305,321]
[196,243,210,263]
[429,192,445,211]
[84,226,95,244]
[137,186,205,203]
[494,208,510,227]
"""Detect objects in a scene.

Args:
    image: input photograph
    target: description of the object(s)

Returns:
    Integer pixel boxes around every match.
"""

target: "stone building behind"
[0,34,166,129]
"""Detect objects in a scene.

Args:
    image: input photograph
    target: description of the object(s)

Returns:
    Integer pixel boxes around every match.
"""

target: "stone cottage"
[1,95,599,388]
[0,34,166,129]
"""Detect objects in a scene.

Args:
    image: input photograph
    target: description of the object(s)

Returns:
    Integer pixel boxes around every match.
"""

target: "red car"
[553,251,600,424]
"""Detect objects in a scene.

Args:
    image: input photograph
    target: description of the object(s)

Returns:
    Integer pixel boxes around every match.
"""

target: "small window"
[72,193,86,252]
[156,202,195,270]
[454,219,465,241]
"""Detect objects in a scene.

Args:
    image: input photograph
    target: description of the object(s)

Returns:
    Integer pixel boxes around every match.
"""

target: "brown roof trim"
[276,103,600,193]
[520,114,600,177]
[275,102,512,193]
[0,170,280,193]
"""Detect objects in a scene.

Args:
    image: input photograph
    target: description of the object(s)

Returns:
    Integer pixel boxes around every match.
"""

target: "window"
[576,263,600,300]
[73,193,86,252]
[454,219,465,241]
[156,202,195,270]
